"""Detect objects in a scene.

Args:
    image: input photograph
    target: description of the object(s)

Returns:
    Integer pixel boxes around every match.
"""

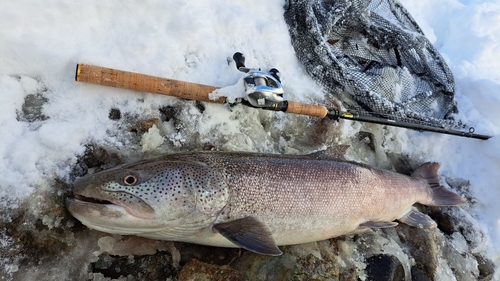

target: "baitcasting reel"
[233,52,285,110]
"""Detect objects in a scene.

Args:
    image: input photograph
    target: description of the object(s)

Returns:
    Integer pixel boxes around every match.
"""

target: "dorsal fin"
[411,162,441,188]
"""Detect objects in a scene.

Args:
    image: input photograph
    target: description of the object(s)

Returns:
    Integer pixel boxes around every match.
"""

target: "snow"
[1,0,499,278]
[399,0,500,268]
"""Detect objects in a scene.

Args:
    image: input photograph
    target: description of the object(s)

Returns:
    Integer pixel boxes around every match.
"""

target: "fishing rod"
[75,53,491,140]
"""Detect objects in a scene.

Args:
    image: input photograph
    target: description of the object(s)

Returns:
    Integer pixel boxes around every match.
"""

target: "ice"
[451,232,469,255]
[140,125,164,152]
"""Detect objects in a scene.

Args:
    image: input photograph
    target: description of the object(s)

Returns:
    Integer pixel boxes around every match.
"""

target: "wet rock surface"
[365,254,405,281]
[177,259,243,281]
[3,182,494,281]
[92,253,176,280]
[0,85,496,281]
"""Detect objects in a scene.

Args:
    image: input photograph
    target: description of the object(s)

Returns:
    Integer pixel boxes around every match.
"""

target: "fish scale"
[209,156,405,236]
[67,151,465,255]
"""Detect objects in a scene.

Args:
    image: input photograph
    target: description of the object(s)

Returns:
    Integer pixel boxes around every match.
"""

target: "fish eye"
[123,174,138,186]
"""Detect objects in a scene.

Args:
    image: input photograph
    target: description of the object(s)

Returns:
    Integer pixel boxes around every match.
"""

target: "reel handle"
[233,52,246,71]
[269,68,281,82]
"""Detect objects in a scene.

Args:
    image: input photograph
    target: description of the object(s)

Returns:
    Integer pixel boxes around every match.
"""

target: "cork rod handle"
[285,100,328,119]
[75,64,225,103]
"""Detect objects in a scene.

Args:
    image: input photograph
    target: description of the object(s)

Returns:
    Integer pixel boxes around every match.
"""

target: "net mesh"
[284,0,460,128]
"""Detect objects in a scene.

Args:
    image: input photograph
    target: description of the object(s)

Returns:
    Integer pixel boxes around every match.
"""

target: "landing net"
[285,0,459,128]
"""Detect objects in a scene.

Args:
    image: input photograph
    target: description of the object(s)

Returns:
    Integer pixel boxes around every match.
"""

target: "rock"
[159,105,180,122]
[72,144,122,179]
[230,252,297,281]
[177,259,243,281]
[92,252,176,280]
[175,243,242,266]
[20,93,49,123]
[82,144,114,169]
[108,108,122,120]
[4,158,497,280]
[129,118,160,133]
[289,241,340,280]
[3,83,497,280]
[365,254,405,281]
[355,131,376,152]
[397,224,439,280]
[476,254,496,281]
[16,76,49,123]
[411,267,433,281]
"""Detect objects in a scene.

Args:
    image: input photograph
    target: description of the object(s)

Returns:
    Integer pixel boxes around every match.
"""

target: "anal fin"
[398,208,437,229]
[213,216,282,256]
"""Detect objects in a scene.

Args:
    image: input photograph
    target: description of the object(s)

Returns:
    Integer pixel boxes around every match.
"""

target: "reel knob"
[233,52,246,70]
[269,68,281,83]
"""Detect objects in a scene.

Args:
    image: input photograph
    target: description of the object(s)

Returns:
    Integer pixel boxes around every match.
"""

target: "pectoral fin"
[213,216,282,256]
[359,220,399,229]
[398,208,437,228]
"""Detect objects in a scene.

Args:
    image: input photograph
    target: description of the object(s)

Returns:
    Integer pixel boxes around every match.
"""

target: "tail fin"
[412,162,467,206]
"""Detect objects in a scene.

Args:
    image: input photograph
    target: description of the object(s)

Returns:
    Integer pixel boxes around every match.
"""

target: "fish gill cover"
[285,0,458,128]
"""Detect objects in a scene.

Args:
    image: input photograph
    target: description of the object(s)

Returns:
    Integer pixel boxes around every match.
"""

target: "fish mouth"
[65,194,159,235]
[67,194,130,218]
[67,191,155,220]
[74,194,115,205]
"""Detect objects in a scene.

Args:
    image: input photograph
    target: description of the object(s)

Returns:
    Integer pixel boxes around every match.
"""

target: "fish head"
[66,158,229,236]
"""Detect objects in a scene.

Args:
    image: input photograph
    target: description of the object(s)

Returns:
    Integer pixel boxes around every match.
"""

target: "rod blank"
[329,110,491,140]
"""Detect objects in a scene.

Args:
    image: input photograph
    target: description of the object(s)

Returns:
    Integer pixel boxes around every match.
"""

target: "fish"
[66,151,466,256]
